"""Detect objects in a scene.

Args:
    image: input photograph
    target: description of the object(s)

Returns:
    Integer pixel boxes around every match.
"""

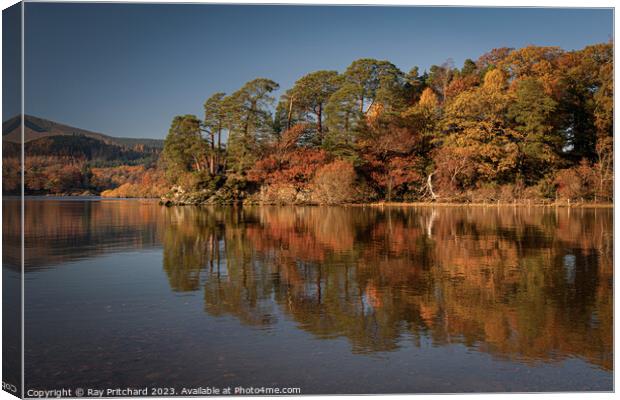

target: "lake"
[7,198,613,393]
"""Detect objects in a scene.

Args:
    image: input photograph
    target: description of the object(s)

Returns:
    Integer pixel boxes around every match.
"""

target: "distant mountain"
[2,115,164,149]
[2,115,164,168]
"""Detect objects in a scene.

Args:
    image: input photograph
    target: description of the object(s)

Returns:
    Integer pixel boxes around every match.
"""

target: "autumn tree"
[497,45,563,89]
[555,45,605,160]
[476,47,514,72]
[591,44,614,201]
[161,42,613,205]
[356,87,439,201]
[247,124,329,193]
[405,66,425,103]
[439,69,522,187]
[593,135,613,201]
[426,59,455,102]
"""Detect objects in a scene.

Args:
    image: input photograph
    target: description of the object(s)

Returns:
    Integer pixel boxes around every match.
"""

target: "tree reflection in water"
[160,205,612,371]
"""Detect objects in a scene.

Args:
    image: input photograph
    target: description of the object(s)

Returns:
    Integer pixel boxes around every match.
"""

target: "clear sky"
[23,4,613,139]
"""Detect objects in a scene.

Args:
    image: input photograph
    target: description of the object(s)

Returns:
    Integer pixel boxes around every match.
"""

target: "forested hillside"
[2,116,165,195]
[160,42,613,205]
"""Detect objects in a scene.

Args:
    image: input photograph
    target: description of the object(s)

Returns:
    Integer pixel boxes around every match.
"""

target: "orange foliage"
[312,159,357,204]
[554,160,597,201]
[96,166,168,198]
[445,74,480,99]
[248,148,328,188]
[248,124,330,191]
[23,156,90,194]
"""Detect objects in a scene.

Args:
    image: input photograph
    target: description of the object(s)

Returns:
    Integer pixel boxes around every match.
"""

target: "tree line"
[162,42,613,204]
[2,135,164,196]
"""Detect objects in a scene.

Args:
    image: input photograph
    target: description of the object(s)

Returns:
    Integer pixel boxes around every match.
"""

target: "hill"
[2,115,163,150]
[2,115,168,195]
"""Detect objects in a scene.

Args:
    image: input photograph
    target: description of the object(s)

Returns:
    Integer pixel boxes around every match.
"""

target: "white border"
[0,2,616,400]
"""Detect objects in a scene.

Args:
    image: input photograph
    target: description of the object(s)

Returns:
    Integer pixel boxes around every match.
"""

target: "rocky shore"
[159,184,614,208]
[159,183,355,206]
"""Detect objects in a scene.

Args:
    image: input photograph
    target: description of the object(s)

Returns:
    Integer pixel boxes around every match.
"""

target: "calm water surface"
[9,199,613,393]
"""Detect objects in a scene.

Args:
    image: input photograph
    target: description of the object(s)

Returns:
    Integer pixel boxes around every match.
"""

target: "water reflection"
[8,198,163,270]
[19,200,613,380]
[162,205,613,370]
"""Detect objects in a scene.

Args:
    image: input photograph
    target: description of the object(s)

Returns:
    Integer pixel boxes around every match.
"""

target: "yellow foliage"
[418,87,439,108]
[482,69,506,92]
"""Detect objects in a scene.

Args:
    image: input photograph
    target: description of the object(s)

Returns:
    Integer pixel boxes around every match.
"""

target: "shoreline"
[10,195,614,208]
[360,201,614,208]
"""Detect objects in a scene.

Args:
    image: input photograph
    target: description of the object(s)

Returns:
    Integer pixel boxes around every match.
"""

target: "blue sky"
[22,4,613,139]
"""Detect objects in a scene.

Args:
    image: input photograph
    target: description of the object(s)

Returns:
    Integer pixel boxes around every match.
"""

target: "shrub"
[554,160,596,201]
[311,160,357,204]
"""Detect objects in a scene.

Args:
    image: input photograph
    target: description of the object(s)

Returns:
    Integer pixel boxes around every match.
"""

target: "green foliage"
[344,58,405,112]
[203,92,226,143]
[162,115,208,183]
[509,78,557,135]
[324,83,363,144]
[226,78,280,173]
[508,78,561,182]
[289,70,342,140]
[461,59,477,76]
